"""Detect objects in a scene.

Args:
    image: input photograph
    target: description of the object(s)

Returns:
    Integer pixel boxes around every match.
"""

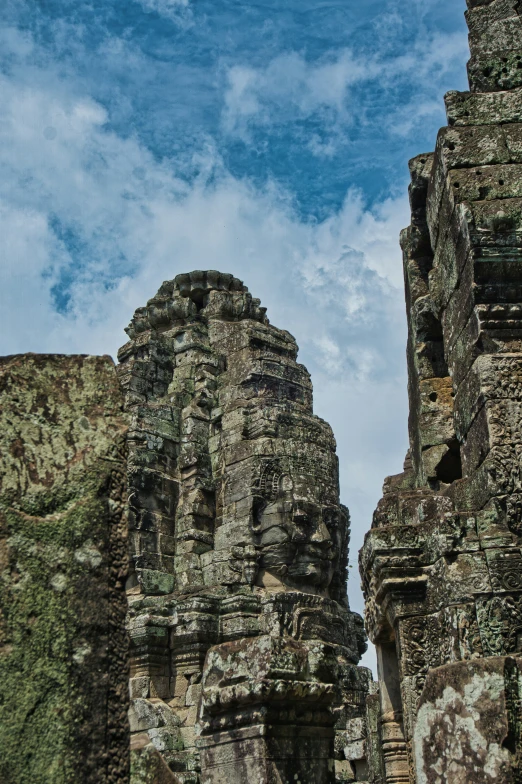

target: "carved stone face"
[253,474,343,594]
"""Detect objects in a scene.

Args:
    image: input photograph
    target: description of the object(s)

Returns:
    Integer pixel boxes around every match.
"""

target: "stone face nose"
[311,518,333,546]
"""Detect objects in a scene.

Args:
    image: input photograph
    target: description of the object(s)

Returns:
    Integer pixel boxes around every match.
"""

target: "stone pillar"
[197,636,337,784]
[376,644,409,784]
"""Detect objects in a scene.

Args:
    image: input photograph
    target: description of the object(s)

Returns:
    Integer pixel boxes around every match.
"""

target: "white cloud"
[388,98,444,137]
[221,30,469,147]
[134,0,192,25]
[222,49,380,140]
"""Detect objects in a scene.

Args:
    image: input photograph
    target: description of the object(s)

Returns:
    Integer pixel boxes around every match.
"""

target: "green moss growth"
[0,469,111,783]
[130,746,179,784]
[0,354,129,784]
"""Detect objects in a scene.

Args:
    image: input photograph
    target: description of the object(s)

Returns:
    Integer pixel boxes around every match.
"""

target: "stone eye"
[323,510,340,529]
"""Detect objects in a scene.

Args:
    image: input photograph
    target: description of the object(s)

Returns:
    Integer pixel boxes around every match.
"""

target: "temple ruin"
[361,0,522,781]
[119,269,369,783]
[2,0,522,781]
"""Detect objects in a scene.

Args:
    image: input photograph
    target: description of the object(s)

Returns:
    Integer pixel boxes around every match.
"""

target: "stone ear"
[250,495,267,533]
[280,474,294,493]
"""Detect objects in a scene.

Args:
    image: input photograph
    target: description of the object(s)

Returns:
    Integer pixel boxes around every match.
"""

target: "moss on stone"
[0,354,129,784]
[130,745,181,784]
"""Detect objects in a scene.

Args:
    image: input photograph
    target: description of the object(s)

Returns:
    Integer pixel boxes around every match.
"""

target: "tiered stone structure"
[360,1,522,782]
[118,271,370,783]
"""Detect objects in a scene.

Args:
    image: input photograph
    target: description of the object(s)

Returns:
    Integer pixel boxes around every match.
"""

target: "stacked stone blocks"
[120,271,370,783]
[361,1,522,782]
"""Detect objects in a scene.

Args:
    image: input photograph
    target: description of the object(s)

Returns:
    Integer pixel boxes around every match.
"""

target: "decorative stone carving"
[117,271,368,782]
[251,460,345,594]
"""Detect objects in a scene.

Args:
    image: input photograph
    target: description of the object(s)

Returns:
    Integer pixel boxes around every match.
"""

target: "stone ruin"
[361,0,522,782]
[119,269,368,783]
[2,0,522,782]
[0,273,370,784]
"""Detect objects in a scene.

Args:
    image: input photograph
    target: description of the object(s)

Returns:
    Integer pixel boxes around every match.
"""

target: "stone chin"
[287,551,336,589]
[257,546,337,594]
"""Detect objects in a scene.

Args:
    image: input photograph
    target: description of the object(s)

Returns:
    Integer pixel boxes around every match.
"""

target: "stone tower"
[118,270,370,783]
[360,1,522,782]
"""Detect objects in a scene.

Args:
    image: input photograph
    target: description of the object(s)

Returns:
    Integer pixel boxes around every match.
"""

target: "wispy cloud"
[222,49,380,140]
[133,0,193,26]
[222,30,469,152]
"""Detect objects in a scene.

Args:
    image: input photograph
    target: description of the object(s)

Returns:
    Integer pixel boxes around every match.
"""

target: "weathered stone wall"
[361,1,522,782]
[119,270,370,783]
[0,354,129,784]
[414,656,522,783]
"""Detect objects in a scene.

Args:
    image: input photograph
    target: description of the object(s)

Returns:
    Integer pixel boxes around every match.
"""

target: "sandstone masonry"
[360,1,522,782]
[119,270,369,783]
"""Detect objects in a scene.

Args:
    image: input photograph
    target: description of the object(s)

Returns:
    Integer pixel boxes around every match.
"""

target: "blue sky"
[0,0,470,670]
